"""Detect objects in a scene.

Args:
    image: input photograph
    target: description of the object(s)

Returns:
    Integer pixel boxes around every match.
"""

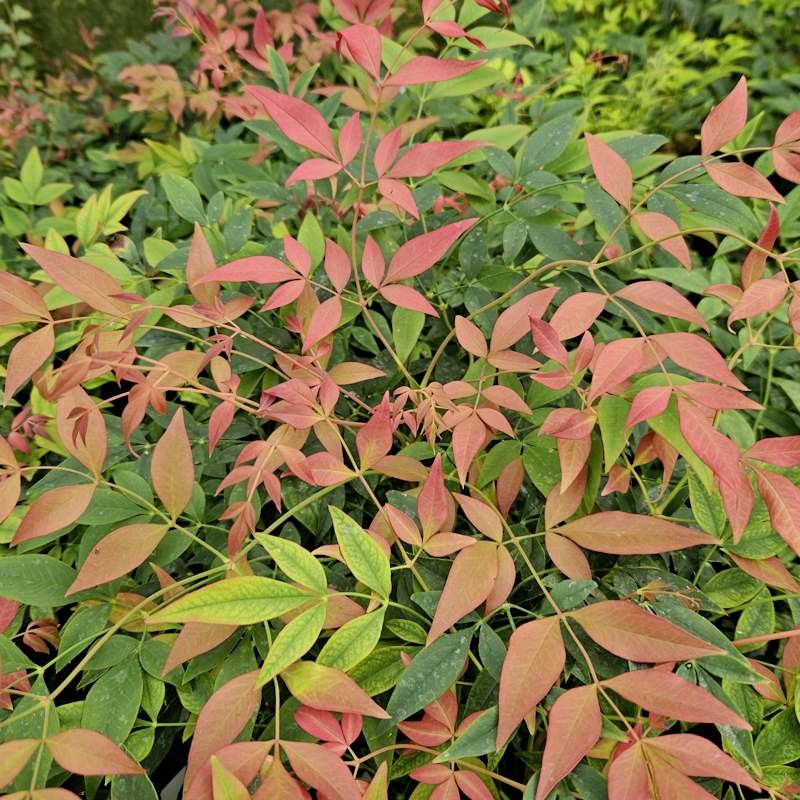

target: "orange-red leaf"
[755,467,800,557]
[603,669,749,727]
[0,739,39,788]
[14,483,95,545]
[282,741,361,800]
[570,600,722,661]
[428,541,499,643]
[68,523,169,595]
[454,316,487,358]
[187,223,219,303]
[701,76,748,155]
[46,729,144,776]
[741,204,780,288]
[5,324,54,400]
[497,617,564,747]
[452,412,487,486]
[385,219,477,283]
[586,133,632,208]
[536,685,601,800]
[728,277,787,325]
[705,161,783,203]
[152,408,194,519]
[632,212,692,269]
[556,511,715,554]
[385,56,484,87]
[616,281,706,329]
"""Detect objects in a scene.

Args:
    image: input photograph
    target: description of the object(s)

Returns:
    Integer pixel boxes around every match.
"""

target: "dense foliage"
[1,2,800,799]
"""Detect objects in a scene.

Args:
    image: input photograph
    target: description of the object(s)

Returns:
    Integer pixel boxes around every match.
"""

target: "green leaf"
[755,710,800,765]
[147,577,317,625]
[161,173,206,224]
[255,533,327,594]
[597,395,629,471]
[392,307,425,364]
[688,470,726,537]
[386,629,473,721]
[317,606,385,672]
[703,569,762,609]
[298,212,324,268]
[20,147,42,194]
[257,601,326,686]
[330,508,391,599]
[436,705,497,761]
[0,555,76,606]
[82,659,143,743]
[521,115,576,172]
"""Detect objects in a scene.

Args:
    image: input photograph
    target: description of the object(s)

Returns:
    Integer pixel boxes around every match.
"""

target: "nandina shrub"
[2,3,800,800]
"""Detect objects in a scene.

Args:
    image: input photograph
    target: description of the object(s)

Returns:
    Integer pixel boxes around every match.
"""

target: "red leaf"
[549,292,606,339]
[46,729,143,776]
[490,287,558,353]
[385,219,477,283]
[536,686,601,800]
[282,741,361,800]
[286,159,342,185]
[731,554,800,594]
[357,394,393,470]
[452,412,487,486]
[5,324,54,400]
[14,483,95,545]
[453,494,503,541]
[246,86,337,160]
[377,178,419,218]
[587,338,649,403]
[379,284,439,316]
[653,332,747,389]
[701,76,748,155]
[773,110,800,183]
[745,436,800,467]
[21,244,130,316]
[604,669,749,727]
[262,279,306,311]
[616,281,707,330]
[428,541,499,643]
[152,408,194,519]
[303,295,342,351]
[187,224,219,303]
[741,204,780,288]
[338,24,382,78]
[324,239,351,292]
[374,128,402,177]
[454,316,487,358]
[644,733,760,790]
[585,133,633,208]
[626,386,672,428]
[705,161,783,203]
[545,531,592,580]
[338,113,362,165]
[632,211,691,269]
[755,467,800,557]
[68,523,169,595]
[570,600,722,661]
[361,235,385,287]
[556,511,715,554]
[388,141,483,178]
[281,661,389,718]
[200,256,297,284]
[497,617,564,747]
[385,56,485,87]
[185,671,261,790]
[727,277,786,324]
[530,318,568,366]
[418,454,451,538]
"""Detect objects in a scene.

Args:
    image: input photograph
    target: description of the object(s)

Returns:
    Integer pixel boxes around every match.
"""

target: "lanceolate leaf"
[147,577,317,625]
[570,600,723,661]
[536,685,601,800]
[282,741,361,800]
[754,467,800,557]
[330,507,391,599]
[385,56,485,87]
[257,601,326,686]
[46,729,144,776]
[556,511,715,554]
[497,617,564,747]
[701,76,748,155]
[255,533,327,593]
[151,408,194,519]
[585,134,633,208]
[5,324,54,400]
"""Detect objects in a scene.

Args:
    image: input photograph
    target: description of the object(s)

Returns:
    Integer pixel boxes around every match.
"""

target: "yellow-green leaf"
[330,508,391,600]
[317,606,385,672]
[255,533,327,594]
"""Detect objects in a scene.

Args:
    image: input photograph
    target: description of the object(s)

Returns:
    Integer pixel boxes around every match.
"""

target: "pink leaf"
[616,281,707,331]
[379,284,439,316]
[653,332,747,389]
[388,141,484,179]
[5,324,54,400]
[705,161,783,203]
[303,296,342,351]
[452,412,487,485]
[741,204,780,288]
[14,483,95,545]
[200,256,297,285]
[530,318,569,366]
[246,86,337,160]
[585,133,632,208]
[587,338,649,403]
[385,219,478,283]
[745,436,800,467]
[633,212,692,269]
[727,277,787,325]
[454,316,488,358]
[536,686,601,800]
[338,113,362,165]
[324,239,351,292]
[772,110,800,183]
[626,386,672,428]
[361,235,386,287]
[46,729,143,776]
[385,56,485,87]
[377,178,419,218]
[548,292,606,339]
[286,159,342,185]
[338,24,382,79]
[356,394,393,470]
[282,741,361,800]
[701,76,748,155]
[755,467,800,557]
[490,287,559,352]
